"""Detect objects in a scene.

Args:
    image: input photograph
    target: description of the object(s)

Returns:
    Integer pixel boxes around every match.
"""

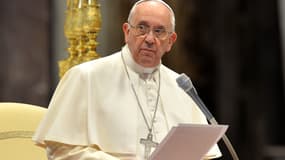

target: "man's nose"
[144,31,155,45]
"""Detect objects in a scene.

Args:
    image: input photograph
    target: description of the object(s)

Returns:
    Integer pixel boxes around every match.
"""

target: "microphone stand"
[209,118,239,160]
[176,73,239,160]
[191,90,239,160]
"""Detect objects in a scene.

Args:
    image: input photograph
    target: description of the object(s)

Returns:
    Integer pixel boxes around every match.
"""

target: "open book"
[149,123,228,160]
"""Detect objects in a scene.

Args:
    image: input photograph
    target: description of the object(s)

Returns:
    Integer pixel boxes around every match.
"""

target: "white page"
[149,123,228,160]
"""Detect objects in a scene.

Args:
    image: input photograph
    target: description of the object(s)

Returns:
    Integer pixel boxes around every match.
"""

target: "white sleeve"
[46,142,120,160]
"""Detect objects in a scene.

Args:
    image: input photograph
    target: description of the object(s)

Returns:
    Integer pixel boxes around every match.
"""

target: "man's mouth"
[140,48,155,53]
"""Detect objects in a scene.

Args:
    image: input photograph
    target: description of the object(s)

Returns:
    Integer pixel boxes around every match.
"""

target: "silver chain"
[121,52,161,134]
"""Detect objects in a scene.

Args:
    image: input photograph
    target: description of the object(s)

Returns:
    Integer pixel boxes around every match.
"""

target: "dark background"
[1,0,284,159]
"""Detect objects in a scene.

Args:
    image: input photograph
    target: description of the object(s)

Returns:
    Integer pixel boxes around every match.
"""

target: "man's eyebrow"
[137,21,149,26]
[137,21,166,29]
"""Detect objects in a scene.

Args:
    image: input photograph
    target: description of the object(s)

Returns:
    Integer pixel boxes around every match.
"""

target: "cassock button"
[153,118,157,123]
[150,107,155,112]
[154,129,160,134]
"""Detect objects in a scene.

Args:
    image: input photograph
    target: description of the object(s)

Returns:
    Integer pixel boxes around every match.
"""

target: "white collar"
[122,45,161,75]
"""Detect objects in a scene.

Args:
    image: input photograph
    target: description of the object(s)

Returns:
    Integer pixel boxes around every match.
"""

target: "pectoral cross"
[140,133,159,160]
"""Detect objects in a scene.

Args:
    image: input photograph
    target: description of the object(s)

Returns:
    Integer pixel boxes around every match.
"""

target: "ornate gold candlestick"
[58,0,101,78]
[73,0,88,63]
[83,0,101,61]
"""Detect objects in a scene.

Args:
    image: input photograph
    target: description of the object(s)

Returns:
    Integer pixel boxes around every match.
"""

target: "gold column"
[58,0,101,79]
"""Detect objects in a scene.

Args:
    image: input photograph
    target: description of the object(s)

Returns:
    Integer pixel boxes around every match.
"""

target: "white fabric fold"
[46,141,130,160]
[33,45,221,159]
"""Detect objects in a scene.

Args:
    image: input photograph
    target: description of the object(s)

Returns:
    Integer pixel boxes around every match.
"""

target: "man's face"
[123,1,177,68]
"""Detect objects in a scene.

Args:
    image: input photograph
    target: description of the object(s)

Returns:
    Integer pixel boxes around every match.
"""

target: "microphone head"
[176,73,193,91]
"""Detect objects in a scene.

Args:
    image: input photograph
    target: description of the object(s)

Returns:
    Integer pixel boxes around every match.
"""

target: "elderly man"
[33,0,221,159]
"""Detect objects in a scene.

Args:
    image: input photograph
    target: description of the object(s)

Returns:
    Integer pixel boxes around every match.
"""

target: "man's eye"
[154,29,164,34]
[137,25,146,30]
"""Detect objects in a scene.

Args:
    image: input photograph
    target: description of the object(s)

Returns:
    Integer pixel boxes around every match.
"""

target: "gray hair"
[127,0,176,32]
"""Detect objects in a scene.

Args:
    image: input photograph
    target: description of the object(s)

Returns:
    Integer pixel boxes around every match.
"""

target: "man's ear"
[122,23,130,43]
[170,32,177,44]
[166,32,177,52]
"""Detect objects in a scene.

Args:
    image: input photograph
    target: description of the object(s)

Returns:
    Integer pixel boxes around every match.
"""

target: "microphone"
[176,73,239,160]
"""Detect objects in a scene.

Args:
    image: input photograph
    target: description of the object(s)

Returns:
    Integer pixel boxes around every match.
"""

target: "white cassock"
[33,45,221,160]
